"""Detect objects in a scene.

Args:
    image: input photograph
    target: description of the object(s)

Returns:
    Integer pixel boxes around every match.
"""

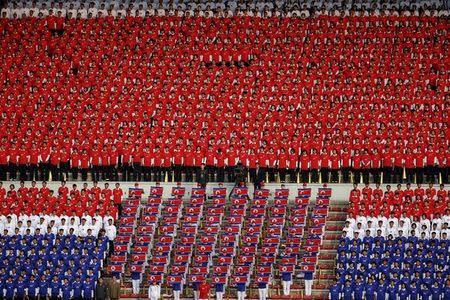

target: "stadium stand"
[105,183,333,299]
[0,180,121,299]
[330,183,450,300]
[0,1,449,184]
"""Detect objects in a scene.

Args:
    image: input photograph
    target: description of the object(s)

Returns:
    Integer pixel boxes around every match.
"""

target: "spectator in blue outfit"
[215,281,224,300]
[352,276,364,300]
[409,281,420,300]
[4,276,15,300]
[50,275,61,300]
[329,278,341,300]
[236,282,246,300]
[72,276,84,300]
[420,283,432,300]
[386,279,398,300]
[83,276,95,300]
[61,277,72,299]
[377,278,388,299]
[15,275,26,300]
[281,270,292,296]
[398,283,409,300]
[444,279,450,300]
[27,274,39,300]
[39,274,49,299]
[364,276,377,300]
[171,281,182,300]
[431,281,442,300]
[342,280,353,300]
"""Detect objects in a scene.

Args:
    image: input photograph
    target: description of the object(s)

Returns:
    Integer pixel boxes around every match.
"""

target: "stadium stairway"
[108,189,348,300]
[310,200,348,299]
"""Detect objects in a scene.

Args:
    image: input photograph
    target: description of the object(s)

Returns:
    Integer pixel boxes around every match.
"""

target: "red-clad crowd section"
[0,16,449,180]
[0,181,121,218]
[347,183,450,219]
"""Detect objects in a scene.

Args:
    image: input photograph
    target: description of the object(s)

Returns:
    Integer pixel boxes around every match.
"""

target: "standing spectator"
[0,145,8,180]
[148,281,161,300]
[382,146,393,183]
[95,278,108,300]
[83,277,95,300]
[320,148,330,183]
[80,149,90,181]
[113,183,123,216]
[196,163,209,188]
[253,162,265,191]
[236,281,246,300]
[131,269,141,295]
[198,280,210,300]
[299,150,310,183]
[49,146,61,181]
[131,145,142,181]
[215,280,224,300]
[108,276,121,300]
[304,269,314,296]
[109,145,119,181]
[71,148,80,181]
[91,145,102,182]
[257,280,268,300]
[104,219,117,255]
[310,148,320,183]
[281,270,292,296]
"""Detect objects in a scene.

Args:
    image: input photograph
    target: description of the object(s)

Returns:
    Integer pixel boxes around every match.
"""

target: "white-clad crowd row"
[343,215,450,239]
[2,0,449,18]
[0,213,117,240]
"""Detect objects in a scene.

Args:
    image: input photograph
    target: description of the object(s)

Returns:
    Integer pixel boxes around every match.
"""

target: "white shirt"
[68,225,79,236]
[387,217,398,228]
[103,215,114,224]
[440,228,450,239]
[345,218,356,229]
[93,215,103,226]
[400,216,411,229]
[23,225,35,235]
[90,223,101,236]
[377,216,388,228]
[48,215,61,227]
[432,218,442,230]
[149,284,161,300]
[386,226,398,238]
[79,224,90,237]
[105,224,117,241]
[1,8,11,18]
[376,227,386,237]
[58,224,69,235]
[420,219,431,231]
[420,231,430,239]
[81,215,92,225]
[356,216,367,228]
[399,224,410,236]
[354,228,364,239]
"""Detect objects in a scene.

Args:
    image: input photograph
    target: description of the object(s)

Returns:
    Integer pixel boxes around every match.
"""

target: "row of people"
[0,181,122,217]
[350,183,450,201]
[330,276,450,300]
[345,212,450,231]
[342,222,450,241]
[0,216,117,239]
[1,147,449,183]
[0,181,122,201]
[3,0,449,18]
[5,0,448,10]
[3,5,450,19]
